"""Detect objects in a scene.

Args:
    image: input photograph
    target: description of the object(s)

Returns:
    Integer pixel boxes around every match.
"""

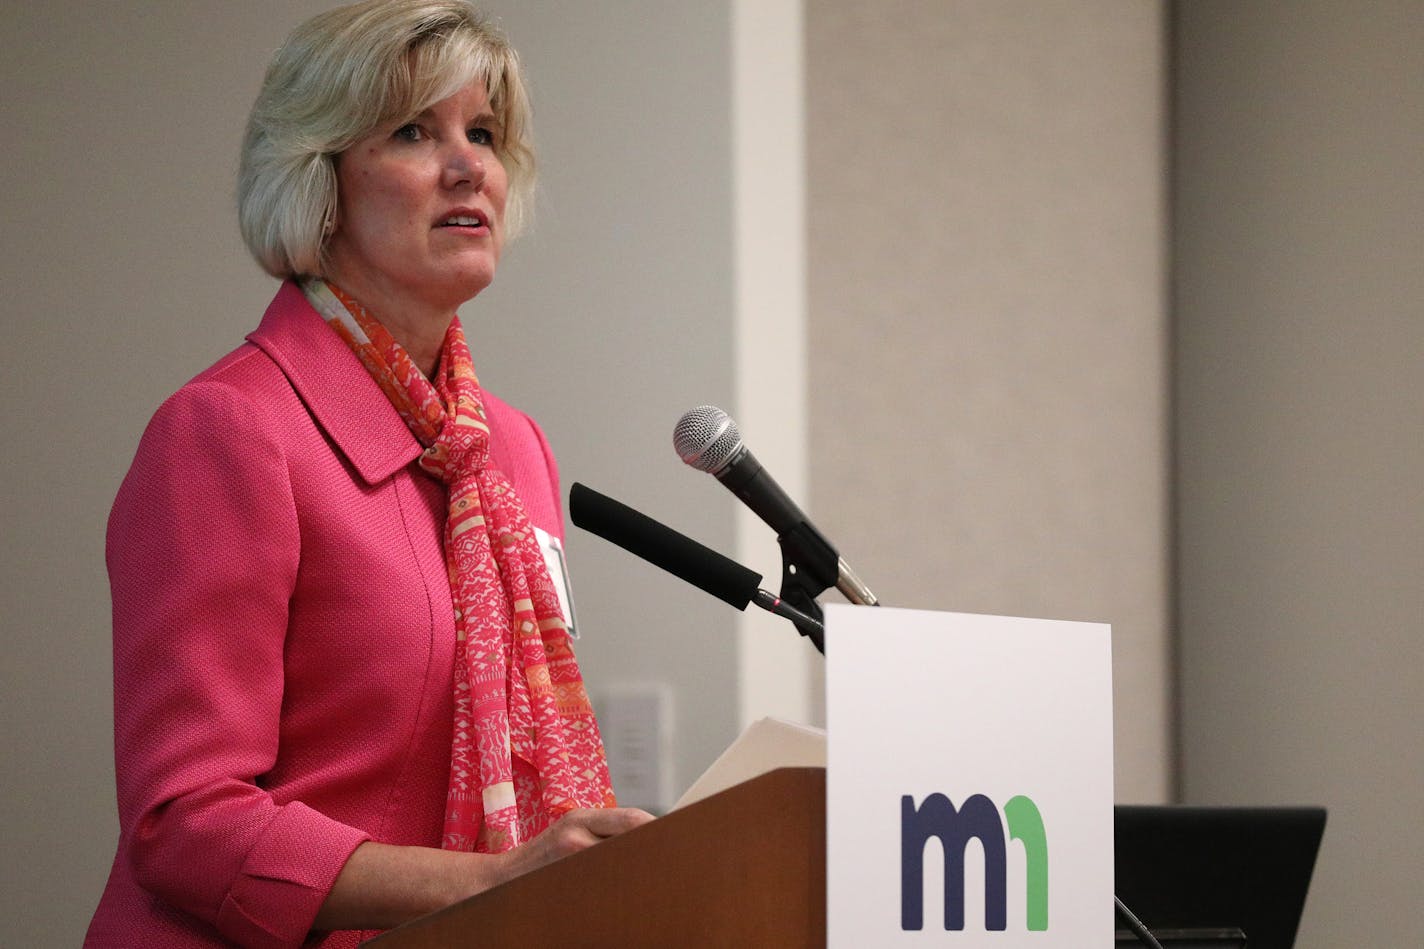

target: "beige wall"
[1174,3,1424,946]
[2,5,298,942]
[806,0,1174,802]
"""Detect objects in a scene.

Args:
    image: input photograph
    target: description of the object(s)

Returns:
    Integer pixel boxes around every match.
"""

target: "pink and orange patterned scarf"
[303,278,615,853]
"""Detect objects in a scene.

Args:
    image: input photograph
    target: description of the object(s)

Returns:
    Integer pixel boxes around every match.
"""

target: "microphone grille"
[673,405,743,474]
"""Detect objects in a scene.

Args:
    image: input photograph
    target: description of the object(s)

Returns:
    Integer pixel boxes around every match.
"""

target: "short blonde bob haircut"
[238,0,534,279]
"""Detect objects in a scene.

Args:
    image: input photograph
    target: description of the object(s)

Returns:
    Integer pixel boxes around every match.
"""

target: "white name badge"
[825,604,1114,947]
[534,526,578,639]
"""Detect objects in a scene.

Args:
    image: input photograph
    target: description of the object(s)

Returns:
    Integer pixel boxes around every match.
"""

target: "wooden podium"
[365,768,827,947]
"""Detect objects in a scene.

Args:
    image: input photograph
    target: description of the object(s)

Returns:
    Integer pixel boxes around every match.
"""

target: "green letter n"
[1004,795,1048,931]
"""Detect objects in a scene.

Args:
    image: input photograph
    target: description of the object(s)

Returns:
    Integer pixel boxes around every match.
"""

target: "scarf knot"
[418,340,491,483]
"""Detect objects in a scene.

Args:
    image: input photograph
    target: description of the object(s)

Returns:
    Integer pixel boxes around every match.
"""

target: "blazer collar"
[246,281,423,486]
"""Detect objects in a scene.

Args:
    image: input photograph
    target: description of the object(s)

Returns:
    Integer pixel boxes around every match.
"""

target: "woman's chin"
[442,260,498,302]
[449,274,496,307]
[405,269,496,313]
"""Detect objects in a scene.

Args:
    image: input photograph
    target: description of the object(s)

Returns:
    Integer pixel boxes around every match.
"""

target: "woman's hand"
[316,807,655,932]
[492,806,656,885]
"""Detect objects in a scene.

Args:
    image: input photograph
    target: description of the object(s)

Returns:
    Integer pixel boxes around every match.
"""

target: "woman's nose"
[442,143,487,190]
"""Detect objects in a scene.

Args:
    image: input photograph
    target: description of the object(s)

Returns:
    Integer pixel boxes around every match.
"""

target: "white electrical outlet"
[596,683,673,813]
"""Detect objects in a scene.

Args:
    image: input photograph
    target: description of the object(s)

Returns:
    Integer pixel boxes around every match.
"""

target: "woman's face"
[325,81,508,315]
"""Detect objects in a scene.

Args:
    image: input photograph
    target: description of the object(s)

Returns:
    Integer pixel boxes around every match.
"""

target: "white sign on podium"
[825,604,1114,947]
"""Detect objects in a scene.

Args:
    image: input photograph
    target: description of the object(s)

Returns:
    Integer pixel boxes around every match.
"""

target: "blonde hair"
[238,0,534,278]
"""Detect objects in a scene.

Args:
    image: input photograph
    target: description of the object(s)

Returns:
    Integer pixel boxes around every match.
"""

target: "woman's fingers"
[540,807,655,857]
[497,806,658,883]
[566,806,656,839]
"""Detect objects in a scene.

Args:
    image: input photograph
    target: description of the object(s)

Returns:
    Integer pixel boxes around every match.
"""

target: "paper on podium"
[673,716,826,811]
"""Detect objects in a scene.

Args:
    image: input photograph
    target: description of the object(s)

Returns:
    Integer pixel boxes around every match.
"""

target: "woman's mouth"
[438,211,487,229]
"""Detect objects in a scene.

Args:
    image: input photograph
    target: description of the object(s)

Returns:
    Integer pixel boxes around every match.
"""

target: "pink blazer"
[86,282,565,948]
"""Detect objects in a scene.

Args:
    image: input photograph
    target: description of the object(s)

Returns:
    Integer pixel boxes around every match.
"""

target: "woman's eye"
[468,126,495,147]
[393,124,422,142]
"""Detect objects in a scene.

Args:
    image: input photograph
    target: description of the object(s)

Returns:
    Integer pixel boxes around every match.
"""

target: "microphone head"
[674,405,743,475]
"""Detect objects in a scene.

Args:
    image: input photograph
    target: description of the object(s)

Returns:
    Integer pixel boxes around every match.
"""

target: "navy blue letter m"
[901,793,1007,931]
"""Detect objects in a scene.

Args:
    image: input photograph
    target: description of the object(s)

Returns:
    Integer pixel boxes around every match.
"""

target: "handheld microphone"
[569,483,825,649]
[672,405,878,606]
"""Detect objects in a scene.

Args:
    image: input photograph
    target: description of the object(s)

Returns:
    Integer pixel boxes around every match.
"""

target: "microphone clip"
[775,523,841,636]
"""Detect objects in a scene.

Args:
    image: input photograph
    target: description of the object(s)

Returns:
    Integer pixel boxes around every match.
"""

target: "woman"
[86,2,651,945]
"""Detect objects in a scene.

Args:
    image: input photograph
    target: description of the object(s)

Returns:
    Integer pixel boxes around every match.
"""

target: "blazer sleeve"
[107,377,368,948]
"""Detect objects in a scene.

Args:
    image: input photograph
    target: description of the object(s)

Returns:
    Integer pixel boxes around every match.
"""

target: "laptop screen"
[1114,805,1326,949]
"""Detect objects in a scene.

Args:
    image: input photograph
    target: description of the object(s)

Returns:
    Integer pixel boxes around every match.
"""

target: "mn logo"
[900,793,1049,931]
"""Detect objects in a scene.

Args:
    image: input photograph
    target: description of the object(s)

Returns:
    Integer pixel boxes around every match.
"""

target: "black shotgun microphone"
[672,405,878,606]
[569,483,825,650]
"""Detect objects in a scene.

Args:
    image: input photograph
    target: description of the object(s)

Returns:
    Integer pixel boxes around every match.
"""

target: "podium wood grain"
[365,767,827,947]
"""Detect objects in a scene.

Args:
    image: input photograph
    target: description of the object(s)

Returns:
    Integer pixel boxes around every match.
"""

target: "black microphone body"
[720,447,844,593]
[717,445,808,536]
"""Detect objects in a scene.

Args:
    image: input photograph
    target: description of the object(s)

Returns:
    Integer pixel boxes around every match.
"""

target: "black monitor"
[1114,804,1326,949]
